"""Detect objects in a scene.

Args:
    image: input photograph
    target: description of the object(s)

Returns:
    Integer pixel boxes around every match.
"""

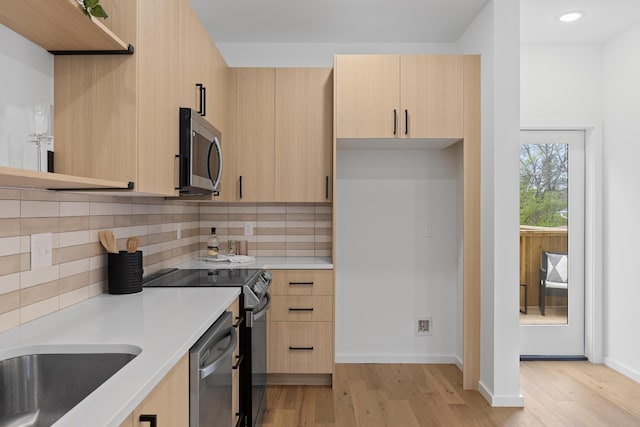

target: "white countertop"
[175,256,333,270]
[0,287,240,427]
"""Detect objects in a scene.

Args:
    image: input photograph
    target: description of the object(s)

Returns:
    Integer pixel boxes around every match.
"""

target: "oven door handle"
[249,293,271,326]
[198,327,237,380]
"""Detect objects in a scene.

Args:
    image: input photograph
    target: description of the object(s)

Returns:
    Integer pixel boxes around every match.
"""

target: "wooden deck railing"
[519,225,568,309]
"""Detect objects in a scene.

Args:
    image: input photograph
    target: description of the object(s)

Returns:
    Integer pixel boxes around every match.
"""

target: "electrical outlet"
[176,224,182,240]
[31,233,52,270]
[416,317,433,336]
[423,224,433,238]
[244,222,254,236]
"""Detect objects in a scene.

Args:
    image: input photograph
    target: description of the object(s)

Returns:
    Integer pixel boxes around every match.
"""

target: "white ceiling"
[189,0,640,46]
[189,0,489,43]
[521,0,640,43]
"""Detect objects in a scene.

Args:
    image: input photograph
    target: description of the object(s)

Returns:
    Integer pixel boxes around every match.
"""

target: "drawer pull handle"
[139,415,157,427]
[233,354,244,370]
[289,281,314,286]
[289,346,314,351]
[233,316,245,328]
[289,308,314,311]
[235,413,245,427]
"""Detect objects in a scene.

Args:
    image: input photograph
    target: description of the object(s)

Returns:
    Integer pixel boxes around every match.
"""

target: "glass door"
[519,130,585,356]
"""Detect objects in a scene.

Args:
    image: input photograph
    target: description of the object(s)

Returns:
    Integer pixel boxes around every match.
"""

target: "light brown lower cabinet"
[268,270,334,383]
[119,353,189,427]
[118,414,133,427]
[268,322,333,374]
[227,296,241,427]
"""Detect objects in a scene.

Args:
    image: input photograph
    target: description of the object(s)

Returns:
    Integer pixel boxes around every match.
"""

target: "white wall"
[335,146,459,362]
[603,21,640,383]
[215,42,456,67]
[521,44,603,126]
[0,24,53,170]
[457,0,523,406]
[520,42,605,363]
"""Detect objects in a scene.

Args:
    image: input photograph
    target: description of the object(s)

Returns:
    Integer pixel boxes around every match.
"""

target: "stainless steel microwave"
[178,108,222,195]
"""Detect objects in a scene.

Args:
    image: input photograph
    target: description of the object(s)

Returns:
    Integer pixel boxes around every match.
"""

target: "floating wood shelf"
[0,166,134,191]
[0,0,133,54]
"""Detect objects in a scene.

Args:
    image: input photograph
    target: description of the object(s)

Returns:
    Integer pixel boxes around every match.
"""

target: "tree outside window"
[520,143,568,227]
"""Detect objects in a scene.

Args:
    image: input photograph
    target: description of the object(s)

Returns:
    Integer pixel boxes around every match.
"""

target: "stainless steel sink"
[0,349,139,427]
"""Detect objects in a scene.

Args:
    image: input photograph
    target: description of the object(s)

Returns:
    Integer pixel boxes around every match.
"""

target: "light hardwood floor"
[263,362,640,426]
[520,306,568,325]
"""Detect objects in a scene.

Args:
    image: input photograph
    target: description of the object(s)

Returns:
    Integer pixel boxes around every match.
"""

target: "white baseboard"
[478,380,525,407]
[455,356,463,371]
[335,354,456,364]
[604,357,640,384]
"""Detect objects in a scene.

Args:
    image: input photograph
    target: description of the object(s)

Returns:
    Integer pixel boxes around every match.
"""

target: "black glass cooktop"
[143,268,263,288]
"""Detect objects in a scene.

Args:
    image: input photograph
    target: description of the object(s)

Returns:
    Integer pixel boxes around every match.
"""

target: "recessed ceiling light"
[558,12,583,23]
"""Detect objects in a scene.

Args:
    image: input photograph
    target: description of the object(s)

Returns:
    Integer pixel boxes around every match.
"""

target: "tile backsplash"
[0,189,199,332]
[199,203,332,258]
[0,188,332,332]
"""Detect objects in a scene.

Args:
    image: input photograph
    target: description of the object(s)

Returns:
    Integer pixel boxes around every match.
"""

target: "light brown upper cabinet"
[275,68,333,202]
[335,55,400,139]
[54,0,179,196]
[178,0,233,201]
[178,0,209,122]
[335,55,464,139]
[235,68,276,202]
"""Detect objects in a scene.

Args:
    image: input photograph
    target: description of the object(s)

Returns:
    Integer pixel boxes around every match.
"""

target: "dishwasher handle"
[198,327,237,380]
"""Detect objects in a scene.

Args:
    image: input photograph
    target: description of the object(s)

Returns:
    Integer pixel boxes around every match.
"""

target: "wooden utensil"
[126,237,140,253]
[98,230,118,253]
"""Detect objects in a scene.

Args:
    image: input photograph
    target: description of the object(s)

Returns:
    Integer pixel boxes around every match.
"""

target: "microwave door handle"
[206,142,214,182]
[207,137,223,191]
[199,327,237,380]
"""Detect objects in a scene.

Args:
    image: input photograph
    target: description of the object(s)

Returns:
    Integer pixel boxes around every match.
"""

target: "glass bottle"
[207,228,219,257]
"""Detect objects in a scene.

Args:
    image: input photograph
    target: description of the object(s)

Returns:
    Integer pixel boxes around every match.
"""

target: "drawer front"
[268,322,333,374]
[271,270,333,296]
[270,296,333,322]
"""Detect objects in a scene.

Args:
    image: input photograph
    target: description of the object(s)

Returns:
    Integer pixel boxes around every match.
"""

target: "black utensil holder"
[108,251,143,294]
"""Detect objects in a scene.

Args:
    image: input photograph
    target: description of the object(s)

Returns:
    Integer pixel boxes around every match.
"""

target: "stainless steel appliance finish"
[0,353,136,427]
[144,268,271,427]
[190,311,236,427]
[178,107,223,196]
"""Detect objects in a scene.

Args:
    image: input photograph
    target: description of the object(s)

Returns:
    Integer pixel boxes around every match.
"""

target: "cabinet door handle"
[239,176,243,199]
[393,109,397,135]
[202,85,207,117]
[174,154,181,190]
[289,281,313,286]
[233,354,244,370]
[196,83,204,115]
[289,346,314,351]
[139,415,157,427]
[405,109,408,135]
[289,307,314,311]
[325,176,329,200]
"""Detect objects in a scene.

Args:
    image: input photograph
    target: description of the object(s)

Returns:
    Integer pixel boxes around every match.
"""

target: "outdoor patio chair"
[539,251,568,316]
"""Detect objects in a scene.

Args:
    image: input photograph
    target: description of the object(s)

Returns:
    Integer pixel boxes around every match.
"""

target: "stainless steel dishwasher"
[189,311,236,427]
